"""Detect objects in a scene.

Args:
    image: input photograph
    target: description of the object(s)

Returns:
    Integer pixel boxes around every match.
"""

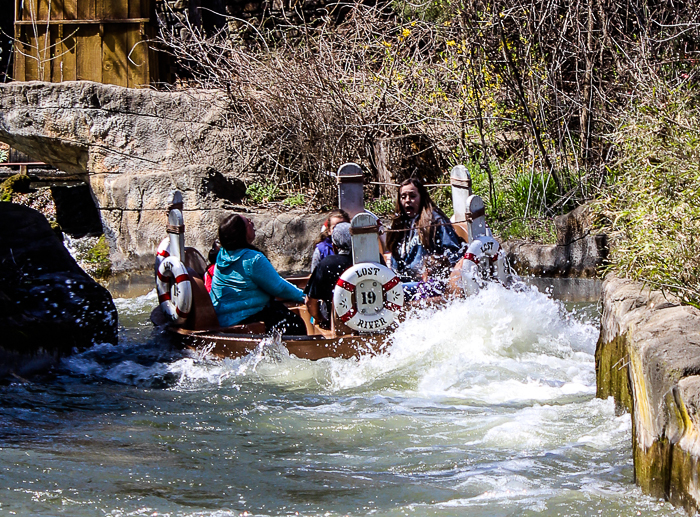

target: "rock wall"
[596,274,700,514]
[503,204,607,277]
[0,81,330,272]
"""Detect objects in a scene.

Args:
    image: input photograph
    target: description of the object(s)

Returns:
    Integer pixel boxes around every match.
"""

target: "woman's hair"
[313,209,350,246]
[207,239,221,265]
[385,178,449,256]
[218,214,261,253]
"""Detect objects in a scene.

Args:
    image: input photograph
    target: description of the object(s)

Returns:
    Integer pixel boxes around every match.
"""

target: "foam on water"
[159,284,599,404]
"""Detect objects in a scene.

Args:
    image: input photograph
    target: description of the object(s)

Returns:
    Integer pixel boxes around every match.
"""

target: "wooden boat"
[151,163,508,360]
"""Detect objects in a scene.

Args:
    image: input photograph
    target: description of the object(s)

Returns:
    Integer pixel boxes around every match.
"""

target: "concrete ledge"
[596,274,700,514]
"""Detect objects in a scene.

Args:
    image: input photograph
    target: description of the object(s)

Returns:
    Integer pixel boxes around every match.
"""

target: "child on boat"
[310,209,350,273]
[385,178,465,298]
[210,214,307,335]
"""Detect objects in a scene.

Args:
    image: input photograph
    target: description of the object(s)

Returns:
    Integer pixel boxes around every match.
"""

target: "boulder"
[0,81,237,175]
[0,81,326,273]
[0,202,118,380]
[502,204,607,277]
[596,274,700,514]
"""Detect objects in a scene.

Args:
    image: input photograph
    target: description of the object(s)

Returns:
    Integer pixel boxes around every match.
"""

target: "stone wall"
[596,274,700,514]
[502,203,607,277]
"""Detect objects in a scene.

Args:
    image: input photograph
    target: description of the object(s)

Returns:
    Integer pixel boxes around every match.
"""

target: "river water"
[0,281,684,516]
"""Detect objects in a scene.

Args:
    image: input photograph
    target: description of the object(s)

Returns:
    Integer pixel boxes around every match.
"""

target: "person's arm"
[310,247,322,273]
[306,297,322,321]
[248,253,305,303]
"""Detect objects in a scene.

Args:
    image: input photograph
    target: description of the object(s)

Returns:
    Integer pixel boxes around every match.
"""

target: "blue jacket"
[310,236,334,273]
[390,212,464,282]
[210,248,305,326]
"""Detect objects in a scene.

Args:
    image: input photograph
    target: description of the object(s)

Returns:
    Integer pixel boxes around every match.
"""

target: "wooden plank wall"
[13,0,158,87]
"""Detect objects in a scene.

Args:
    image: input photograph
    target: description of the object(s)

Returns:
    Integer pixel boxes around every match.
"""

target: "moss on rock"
[0,174,31,202]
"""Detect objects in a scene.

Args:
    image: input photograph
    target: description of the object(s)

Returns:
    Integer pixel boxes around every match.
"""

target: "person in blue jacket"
[210,214,307,335]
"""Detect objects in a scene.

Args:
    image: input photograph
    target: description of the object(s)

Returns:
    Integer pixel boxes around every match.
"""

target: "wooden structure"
[13,0,162,87]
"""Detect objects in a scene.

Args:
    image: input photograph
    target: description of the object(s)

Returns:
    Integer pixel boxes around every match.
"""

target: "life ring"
[333,263,404,332]
[154,237,171,275]
[156,256,193,325]
[461,236,507,296]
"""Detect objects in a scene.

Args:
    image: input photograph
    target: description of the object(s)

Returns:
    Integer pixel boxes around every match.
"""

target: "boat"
[151,164,510,360]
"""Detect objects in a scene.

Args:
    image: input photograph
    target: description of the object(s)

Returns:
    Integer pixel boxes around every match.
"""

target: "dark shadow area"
[50,184,104,237]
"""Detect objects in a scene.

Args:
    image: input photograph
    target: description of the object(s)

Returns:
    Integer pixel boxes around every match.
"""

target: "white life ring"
[333,263,404,332]
[461,236,507,296]
[156,256,193,325]
[154,237,171,275]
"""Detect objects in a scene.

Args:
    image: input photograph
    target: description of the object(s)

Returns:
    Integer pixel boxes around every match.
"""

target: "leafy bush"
[509,172,558,218]
[283,193,306,207]
[246,182,281,204]
[0,174,31,202]
[366,196,395,216]
[594,82,700,306]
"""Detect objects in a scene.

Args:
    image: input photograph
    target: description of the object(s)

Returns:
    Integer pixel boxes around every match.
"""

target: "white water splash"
[164,284,599,406]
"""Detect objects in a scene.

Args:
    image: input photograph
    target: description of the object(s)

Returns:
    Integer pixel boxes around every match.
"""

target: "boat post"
[337,163,365,218]
[450,165,472,243]
[167,191,185,262]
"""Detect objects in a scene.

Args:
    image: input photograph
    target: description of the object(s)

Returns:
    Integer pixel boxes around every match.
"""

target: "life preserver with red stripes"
[154,237,171,275]
[156,256,192,325]
[333,263,404,332]
[461,235,507,296]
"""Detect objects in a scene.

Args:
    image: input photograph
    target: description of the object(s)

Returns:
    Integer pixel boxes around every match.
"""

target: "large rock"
[0,81,237,175]
[0,202,118,380]
[596,274,700,514]
[503,204,607,277]
[0,81,326,273]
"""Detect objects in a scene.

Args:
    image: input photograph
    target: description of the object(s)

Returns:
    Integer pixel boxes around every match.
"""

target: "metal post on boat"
[465,195,488,243]
[167,191,186,263]
[450,165,472,224]
[350,212,382,265]
[336,163,365,218]
[450,165,473,243]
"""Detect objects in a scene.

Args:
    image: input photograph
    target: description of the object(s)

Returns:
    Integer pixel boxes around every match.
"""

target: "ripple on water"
[0,280,685,517]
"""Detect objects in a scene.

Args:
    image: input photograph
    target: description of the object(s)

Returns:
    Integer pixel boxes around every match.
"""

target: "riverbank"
[596,274,700,515]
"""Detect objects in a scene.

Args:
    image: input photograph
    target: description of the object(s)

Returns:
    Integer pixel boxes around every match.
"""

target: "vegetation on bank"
[594,84,700,307]
[158,0,700,301]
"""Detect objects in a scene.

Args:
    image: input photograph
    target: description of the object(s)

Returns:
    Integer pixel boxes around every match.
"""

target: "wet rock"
[0,202,118,380]
[502,204,607,277]
[596,273,700,514]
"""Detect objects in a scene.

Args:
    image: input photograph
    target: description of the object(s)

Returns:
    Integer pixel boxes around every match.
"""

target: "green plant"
[283,193,305,207]
[0,149,8,163]
[246,181,281,204]
[366,196,395,216]
[594,82,700,306]
[509,172,558,217]
[429,185,454,218]
[84,235,112,279]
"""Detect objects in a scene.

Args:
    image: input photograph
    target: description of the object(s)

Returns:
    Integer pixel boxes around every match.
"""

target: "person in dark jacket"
[305,222,353,329]
[385,178,464,297]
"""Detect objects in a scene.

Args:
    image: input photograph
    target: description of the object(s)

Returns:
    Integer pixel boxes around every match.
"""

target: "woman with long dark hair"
[209,214,307,335]
[385,178,464,286]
